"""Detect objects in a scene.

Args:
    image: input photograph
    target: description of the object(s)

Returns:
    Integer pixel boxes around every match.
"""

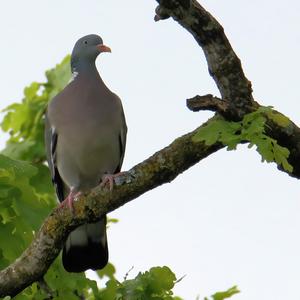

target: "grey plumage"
[45,34,127,272]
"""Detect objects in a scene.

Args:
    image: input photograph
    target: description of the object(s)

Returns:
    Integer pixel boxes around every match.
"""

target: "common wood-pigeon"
[45,34,127,272]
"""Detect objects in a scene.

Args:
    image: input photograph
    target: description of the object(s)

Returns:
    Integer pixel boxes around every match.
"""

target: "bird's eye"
[84,40,88,45]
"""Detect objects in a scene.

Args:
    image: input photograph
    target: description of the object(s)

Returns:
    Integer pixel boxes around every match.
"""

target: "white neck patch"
[69,71,79,83]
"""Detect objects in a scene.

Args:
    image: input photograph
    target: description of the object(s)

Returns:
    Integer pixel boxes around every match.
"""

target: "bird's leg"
[100,172,128,191]
[59,188,81,212]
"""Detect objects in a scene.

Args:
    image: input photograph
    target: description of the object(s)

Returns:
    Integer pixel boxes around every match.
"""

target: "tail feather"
[62,217,108,273]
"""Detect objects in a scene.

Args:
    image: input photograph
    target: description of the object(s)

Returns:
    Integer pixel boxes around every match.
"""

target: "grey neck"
[71,59,98,76]
[70,58,108,90]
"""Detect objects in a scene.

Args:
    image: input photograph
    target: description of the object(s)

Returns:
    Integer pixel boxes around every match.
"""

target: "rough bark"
[1,0,300,297]
[155,0,255,118]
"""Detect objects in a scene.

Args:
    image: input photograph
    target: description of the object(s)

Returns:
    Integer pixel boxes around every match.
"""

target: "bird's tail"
[62,216,108,273]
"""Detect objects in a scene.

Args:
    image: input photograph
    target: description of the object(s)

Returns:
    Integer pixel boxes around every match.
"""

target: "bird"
[44,34,127,272]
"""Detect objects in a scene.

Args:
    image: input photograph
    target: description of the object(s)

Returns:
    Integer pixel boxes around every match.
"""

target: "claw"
[100,174,115,191]
[59,189,81,213]
[100,172,127,191]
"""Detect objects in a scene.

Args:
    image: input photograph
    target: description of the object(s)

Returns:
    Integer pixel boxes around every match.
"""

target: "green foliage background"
[0,57,239,299]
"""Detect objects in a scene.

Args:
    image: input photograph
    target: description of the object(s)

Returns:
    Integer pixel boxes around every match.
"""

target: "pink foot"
[100,172,126,191]
[59,189,81,212]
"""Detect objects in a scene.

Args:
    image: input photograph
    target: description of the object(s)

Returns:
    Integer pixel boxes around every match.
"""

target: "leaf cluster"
[193,107,293,172]
[95,266,182,300]
[0,154,55,271]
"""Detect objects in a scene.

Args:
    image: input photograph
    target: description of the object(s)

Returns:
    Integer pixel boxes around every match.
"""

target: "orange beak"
[97,44,111,53]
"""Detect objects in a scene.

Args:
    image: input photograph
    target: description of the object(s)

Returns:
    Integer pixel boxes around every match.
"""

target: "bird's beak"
[97,44,112,53]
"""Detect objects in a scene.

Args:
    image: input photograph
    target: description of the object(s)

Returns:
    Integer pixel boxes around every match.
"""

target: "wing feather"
[44,115,65,201]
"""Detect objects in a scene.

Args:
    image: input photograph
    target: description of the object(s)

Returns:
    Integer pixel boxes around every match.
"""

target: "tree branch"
[187,94,228,113]
[0,124,222,297]
[2,0,300,297]
[155,0,255,118]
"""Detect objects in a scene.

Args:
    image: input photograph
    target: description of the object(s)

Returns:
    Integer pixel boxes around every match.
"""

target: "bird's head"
[71,34,111,70]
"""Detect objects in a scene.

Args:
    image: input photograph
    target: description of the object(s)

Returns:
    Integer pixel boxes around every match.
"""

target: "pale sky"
[1,1,300,299]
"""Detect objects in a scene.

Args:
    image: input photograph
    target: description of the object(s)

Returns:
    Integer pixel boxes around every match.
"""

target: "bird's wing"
[44,114,65,201]
[116,107,127,173]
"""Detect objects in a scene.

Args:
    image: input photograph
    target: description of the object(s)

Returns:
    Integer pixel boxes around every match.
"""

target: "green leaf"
[211,286,240,300]
[147,266,177,293]
[99,278,120,300]
[193,107,293,173]
[97,262,116,280]
[273,141,293,172]
[45,55,71,99]
[44,257,94,299]
[107,217,119,224]
[30,163,56,197]
[118,266,181,299]
[193,117,241,147]
[0,154,53,264]
[266,110,290,127]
